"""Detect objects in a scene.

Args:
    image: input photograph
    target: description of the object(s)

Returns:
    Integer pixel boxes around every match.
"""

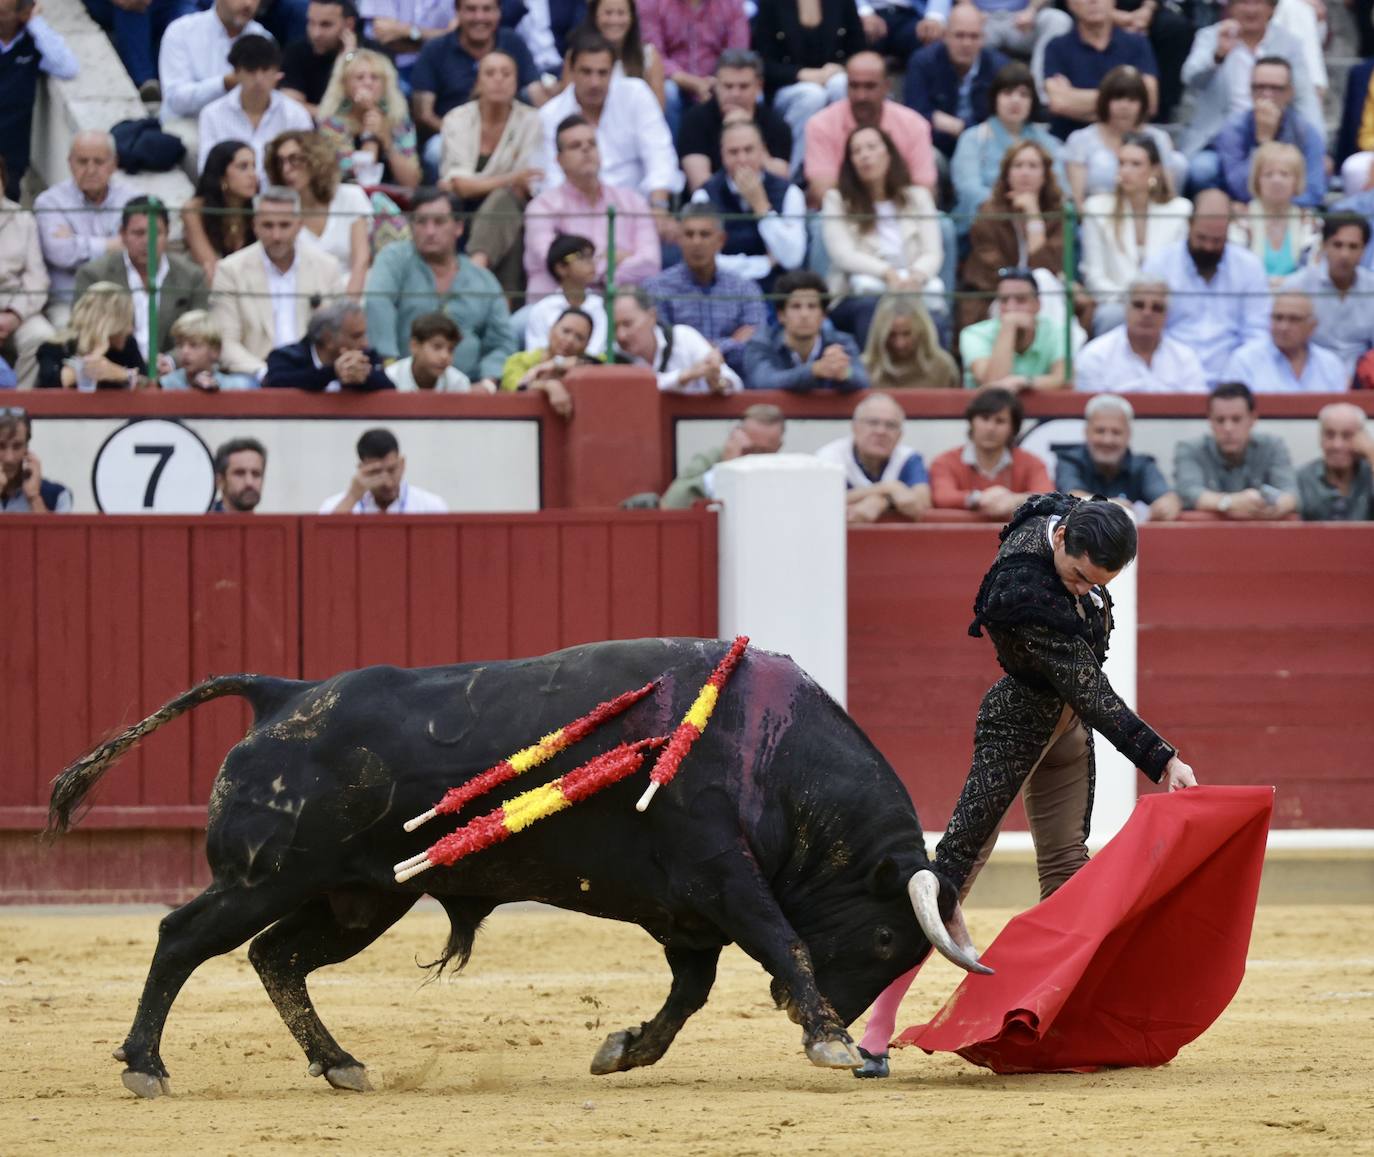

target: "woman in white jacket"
[821,125,945,348]
[1080,133,1191,336]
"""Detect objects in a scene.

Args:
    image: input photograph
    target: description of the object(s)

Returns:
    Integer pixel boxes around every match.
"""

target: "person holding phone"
[0,409,73,513]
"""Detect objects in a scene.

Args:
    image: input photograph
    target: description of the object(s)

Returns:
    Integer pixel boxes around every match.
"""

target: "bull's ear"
[865,856,905,899]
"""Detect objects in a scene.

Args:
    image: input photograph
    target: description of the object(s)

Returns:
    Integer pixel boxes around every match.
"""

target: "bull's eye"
[874,926,896,961]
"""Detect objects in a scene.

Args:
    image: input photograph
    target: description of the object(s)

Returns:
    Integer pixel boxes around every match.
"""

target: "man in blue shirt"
[1038,0,1157,139]
[903,4,1006,157]
[1053,394,1180,520]
[742,271,868,392]
[0,409,72,513]
[816,391,931,522]
[1223,292,1352,393]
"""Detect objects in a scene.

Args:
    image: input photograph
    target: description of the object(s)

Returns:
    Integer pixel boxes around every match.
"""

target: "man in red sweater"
[929,387,1053,519]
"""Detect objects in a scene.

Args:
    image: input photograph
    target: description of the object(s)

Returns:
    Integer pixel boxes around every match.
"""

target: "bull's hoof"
[112,1046,127,1062]
[805,1038,863,1069]
[590,1029,637,1075]
[121,1071,173,1099]
[323,1064,373,1092]
[852,1047,890,1079]
[784,1001,802,1026]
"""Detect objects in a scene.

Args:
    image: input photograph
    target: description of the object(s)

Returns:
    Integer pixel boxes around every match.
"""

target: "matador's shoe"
[852,1047,890,1079]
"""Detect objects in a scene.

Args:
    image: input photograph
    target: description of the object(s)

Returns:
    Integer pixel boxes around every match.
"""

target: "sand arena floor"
[0,902,1370,1156]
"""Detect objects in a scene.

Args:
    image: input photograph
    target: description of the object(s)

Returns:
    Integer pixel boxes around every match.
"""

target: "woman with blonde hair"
[317,48,422,189]
[861,294,960,390]
[37,282,147,390]
[265,131,373,299]
[1080,132,1191,334]
[1229,141,1319,283]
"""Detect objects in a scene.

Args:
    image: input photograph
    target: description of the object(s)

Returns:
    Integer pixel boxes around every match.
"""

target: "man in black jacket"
[902,4,1007,158]
[263,301,394,391]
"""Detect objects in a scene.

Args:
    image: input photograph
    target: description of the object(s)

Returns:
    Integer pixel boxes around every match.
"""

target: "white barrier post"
[1091,547,1139,846]
[713,454,847,707]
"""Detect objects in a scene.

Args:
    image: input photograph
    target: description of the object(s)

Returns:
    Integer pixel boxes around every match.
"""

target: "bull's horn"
[908,870,994,976]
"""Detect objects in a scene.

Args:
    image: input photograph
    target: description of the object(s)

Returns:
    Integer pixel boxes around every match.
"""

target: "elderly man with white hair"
[1297,403,1374,521]
[1224,291,1352,393]
[33,131,134,324]
[1073,278,1207,394]
[1052,394,1181,521]
[815,391,932,523]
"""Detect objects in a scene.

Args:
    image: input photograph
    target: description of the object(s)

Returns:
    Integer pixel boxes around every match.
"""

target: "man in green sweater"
[660,404,785,508]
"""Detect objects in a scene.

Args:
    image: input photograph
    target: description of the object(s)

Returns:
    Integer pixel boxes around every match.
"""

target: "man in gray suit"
[74,197,209,369]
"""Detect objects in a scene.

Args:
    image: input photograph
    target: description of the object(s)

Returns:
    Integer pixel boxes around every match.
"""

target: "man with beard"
[281,0,361,115]
[320,426,448,514]
[1140,189,1269,384]
[211,438,267,513]
[1052,394,1180,521]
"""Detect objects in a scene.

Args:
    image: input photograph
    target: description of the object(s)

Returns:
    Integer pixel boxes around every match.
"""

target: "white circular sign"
[92,419,217,514]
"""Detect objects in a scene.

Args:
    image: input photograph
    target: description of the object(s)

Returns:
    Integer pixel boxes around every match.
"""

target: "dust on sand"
[1,904,1370,1156]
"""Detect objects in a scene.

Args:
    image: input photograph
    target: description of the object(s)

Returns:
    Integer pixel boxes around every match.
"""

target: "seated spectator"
[1178,0,1320,160]
[639,0,749,120]
[1281,215,1374,377]
[752,0,862,172]
[320,426,448,513]
[1039,0,1158,141]
[1140,189,1269,384]
[689,121,806,294]
[212,437,267,512]
[678,48,792,190]
[74,197,210,367]
[34,133,133,326]
[83,0,188,100]
[263,300,393,389]
[317,48,422,188]
[1175,380,1297,518]
[500,306,598,415]
[438,51,544,294]
[742,270,869,393]
[822,125,945,347]
[1073,279,1208,393]
[1334,58,1374,196]
[1053,393,1180,520]
[660,402,785,507]
[37,282,148,389]
[159,310,258,390]
[525,233,609,357]
[209,186,344,376]
[1226,142,1319,284]
[1297,402,1374,521]
[612,288,742,392]
[513,0,587,75]
[928,385,1052,517]
[959,140,1066,330]
[644,205,766,375]
[281,0,361,115]
[576,0,666,108]
[0,0,78,200]
[385,311,472,390]
[949,61,1062,236]
[158,0,271,123]
[902,4,1007,160]
[184,141,260,284]
[861,294,960,389]
[0,160,53,389]
[0,410,70,512]
[959,266,1067,390]
[357,0,455,84]
[1080,132,1190,334]
[1061,65,1184,208]
[199,36,313,180]
[364,188,515,387]
[804,51,937,209]
[816,391,933,523]
[412,0,540,174]
[524,115,660,297]
[1203,57,1326,211]
[538,30,679,211]
[265,131,373,298]
[1224,291,1350,393]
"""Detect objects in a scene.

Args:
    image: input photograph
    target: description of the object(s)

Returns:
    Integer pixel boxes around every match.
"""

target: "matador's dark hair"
[1061,498,1137,573]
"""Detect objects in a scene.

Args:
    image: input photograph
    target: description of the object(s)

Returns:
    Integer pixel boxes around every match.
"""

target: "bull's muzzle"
[908,869,995,976]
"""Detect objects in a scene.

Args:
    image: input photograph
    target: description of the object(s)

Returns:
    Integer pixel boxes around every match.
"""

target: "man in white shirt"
[1224,291,1352,393]
[33,131,133,323]
[198,34,312,178]
[320,426,448,513]
[611,288,742,393]
[1073,279,1208,393]
[158,0,271,121]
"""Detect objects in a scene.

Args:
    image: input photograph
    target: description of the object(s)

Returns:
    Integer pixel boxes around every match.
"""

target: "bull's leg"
[590,943,721,1075]
[116,882,310,1099]
[248,889,418,1092]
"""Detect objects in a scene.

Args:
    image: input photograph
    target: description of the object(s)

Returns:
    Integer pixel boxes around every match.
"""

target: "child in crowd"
[524,235,609,357]
[385,313,476,392]
[160,312,259,391]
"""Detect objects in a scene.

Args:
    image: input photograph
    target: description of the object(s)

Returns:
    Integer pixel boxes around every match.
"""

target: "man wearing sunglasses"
[0,410,72,514]
[1073,279,1207,393]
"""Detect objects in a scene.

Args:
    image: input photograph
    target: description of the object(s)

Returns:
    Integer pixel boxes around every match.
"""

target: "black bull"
[48,637,985,1099]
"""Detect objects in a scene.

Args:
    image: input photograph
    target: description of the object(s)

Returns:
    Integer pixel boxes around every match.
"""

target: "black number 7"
[133,444,175,507]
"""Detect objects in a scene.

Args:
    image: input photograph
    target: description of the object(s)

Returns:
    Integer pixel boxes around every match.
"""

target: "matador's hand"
[1164,755,1197,792]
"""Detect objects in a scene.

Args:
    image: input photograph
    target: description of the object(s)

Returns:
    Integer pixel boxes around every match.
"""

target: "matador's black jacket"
[934,493,1176,888]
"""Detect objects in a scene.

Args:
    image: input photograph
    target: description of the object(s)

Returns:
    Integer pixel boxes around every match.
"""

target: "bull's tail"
[47,674,302,836]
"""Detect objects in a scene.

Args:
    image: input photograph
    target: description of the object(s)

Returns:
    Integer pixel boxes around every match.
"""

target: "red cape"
[897,786,1273,1073]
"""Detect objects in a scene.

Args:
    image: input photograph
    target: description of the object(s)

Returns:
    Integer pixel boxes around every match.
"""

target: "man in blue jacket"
[742,271,869,392]
[903,4,1005,158]
[263,301,393,391]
